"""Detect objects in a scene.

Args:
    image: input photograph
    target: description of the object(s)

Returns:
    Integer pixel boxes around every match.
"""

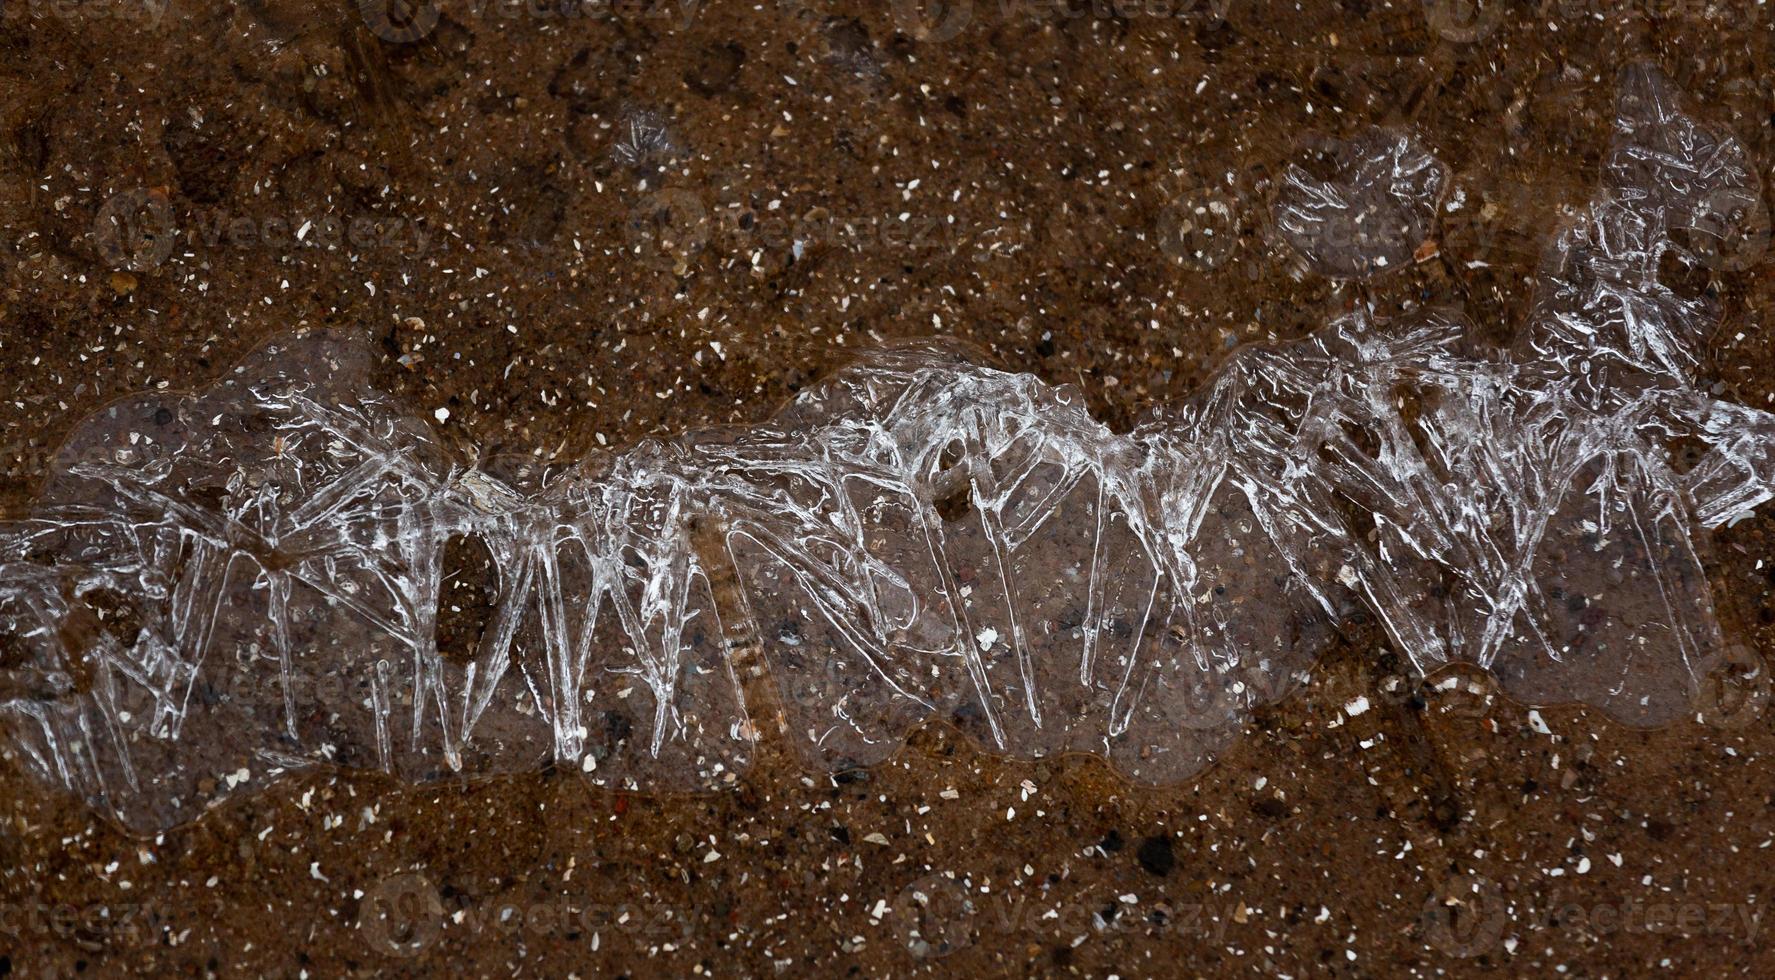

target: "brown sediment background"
[2,1,1774,975]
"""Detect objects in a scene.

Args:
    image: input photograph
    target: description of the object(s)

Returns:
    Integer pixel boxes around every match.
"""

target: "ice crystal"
[3,66,1773,832]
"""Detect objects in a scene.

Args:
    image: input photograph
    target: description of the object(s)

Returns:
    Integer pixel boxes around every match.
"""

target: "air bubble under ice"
[3,66,1773,832]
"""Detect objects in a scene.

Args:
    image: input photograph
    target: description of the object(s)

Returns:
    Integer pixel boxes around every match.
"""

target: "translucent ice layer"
[1273,127,1448,278]
[4,65,1774,832]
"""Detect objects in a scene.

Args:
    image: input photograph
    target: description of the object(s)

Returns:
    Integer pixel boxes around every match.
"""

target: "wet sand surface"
[3,1,1775,975]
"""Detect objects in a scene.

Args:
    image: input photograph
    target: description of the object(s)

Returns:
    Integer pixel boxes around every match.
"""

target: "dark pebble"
[1253,797,1289,819]
[1136,834,1174,877]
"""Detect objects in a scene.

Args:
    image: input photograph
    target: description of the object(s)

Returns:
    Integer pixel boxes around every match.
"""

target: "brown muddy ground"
[3,1,1775,976]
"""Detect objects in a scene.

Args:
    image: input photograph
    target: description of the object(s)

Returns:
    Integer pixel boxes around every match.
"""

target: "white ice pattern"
[2,66,1773,831]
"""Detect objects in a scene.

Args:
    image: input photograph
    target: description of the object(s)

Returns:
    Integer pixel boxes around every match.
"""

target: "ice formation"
[3,66,1774,832]
[1273,127,1448,278]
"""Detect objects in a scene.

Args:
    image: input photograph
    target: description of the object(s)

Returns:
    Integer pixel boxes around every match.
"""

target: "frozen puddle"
[3,65,1773,832]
